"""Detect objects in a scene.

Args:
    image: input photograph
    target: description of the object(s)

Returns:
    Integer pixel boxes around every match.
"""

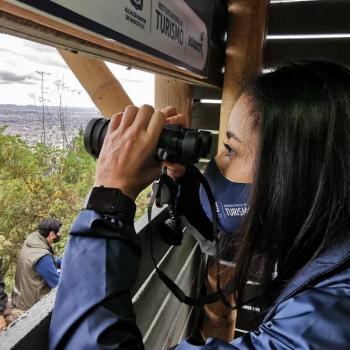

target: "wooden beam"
[59,50,132,117]
[268,0,350,35]
[265,38,350,68]
[154,76,192,125]
[218,0,268,152]
[202,261,237,341]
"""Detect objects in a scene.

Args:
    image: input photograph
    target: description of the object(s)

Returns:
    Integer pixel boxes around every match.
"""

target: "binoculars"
[84,118,212,163]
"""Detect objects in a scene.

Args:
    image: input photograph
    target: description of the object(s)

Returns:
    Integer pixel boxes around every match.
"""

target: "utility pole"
[35,71,50,143]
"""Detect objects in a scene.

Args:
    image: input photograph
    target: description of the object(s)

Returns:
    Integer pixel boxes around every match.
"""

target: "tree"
[35,71,50,143]
[53,78,81,148]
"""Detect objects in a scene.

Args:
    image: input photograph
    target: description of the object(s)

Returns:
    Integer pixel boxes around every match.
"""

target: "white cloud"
[0,33,154,108]
[0,70,37,84]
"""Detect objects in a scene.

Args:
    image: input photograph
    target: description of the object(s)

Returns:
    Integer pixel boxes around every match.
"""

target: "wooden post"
[154,76,192,124]
[218,0,269,150]
[58,49,133,117]
[202,261,237,340]
[203,0,269,342]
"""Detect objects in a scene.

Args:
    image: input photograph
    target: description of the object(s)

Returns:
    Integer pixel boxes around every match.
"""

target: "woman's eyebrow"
[226,130,242,143]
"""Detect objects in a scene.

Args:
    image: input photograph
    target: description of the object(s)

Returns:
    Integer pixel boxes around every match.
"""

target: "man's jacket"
[12,231,56,310]
[49,210,350,349]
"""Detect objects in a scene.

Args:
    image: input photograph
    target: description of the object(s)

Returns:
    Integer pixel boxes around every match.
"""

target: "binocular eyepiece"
[84,118,212,164]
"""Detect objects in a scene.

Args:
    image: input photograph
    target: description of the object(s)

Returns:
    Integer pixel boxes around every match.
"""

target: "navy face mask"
[199,158,250,235]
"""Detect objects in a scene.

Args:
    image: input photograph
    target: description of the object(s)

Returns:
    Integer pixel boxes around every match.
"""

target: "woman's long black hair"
[233,61,350,310]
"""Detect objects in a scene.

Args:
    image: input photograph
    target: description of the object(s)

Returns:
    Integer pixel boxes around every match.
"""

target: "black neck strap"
[147,162,235,308]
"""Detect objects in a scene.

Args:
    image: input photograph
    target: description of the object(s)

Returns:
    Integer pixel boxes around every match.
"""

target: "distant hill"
[0,104,101,147]
[0,104,100,118]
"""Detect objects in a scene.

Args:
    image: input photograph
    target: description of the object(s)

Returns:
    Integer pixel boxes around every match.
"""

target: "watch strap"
[85,187,136,218]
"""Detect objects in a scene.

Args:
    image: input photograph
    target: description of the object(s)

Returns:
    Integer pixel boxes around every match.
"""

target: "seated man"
[12,217,62,311]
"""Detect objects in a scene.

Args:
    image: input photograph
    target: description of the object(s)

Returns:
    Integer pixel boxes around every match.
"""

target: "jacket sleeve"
[35,255,60,289]
[49,209,143,350]
[0,265,7,315]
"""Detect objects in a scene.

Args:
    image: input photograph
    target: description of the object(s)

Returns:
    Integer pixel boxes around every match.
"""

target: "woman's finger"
[166,113,190,128]
[147,111,166,143]
[161,106,177,118]
[118,105,139,132]
[107,112,123,135]
[132,104,155,130]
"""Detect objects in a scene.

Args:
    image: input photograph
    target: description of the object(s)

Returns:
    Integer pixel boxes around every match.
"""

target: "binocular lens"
[83,118,109,158]
[84,118,212,163]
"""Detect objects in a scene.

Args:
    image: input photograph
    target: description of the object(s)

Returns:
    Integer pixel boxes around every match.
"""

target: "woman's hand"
[94,105,166,200]
[161,106,188,180]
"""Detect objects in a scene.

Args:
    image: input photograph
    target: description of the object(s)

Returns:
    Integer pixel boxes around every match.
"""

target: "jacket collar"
[264,239,350,320]
[26,231,53,254]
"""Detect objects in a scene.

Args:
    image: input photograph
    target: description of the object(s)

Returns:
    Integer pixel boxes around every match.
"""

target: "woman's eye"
[223,143,235,157]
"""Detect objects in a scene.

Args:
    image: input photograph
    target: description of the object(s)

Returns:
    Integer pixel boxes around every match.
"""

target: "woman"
[49,61,350,349]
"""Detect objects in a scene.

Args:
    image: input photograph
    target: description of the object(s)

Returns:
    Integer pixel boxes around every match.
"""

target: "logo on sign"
[130,0,143,11]
[188,32,204,58]
[125,0,146,30]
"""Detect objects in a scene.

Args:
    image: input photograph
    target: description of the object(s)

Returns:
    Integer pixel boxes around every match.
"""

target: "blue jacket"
[49,210,350,349]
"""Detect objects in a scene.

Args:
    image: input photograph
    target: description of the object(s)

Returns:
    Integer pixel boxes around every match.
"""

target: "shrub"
[0,127,150,292]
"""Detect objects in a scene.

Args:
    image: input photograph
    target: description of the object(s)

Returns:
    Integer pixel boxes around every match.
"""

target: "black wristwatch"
[84,187,136,217]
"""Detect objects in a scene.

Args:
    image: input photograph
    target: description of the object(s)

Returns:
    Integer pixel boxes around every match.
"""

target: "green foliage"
[0,128,150,292]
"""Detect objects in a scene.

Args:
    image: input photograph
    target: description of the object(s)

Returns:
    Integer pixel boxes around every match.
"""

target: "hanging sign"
[17,0,209,75]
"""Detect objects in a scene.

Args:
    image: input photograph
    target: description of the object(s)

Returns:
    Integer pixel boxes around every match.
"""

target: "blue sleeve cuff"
[54,256,62,269]
[70,210,141,256]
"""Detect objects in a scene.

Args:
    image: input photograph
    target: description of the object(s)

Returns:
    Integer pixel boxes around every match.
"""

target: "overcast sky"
[0,33,155,108]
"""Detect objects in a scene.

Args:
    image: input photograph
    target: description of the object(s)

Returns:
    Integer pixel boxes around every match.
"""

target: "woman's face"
[215,94,258,183]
